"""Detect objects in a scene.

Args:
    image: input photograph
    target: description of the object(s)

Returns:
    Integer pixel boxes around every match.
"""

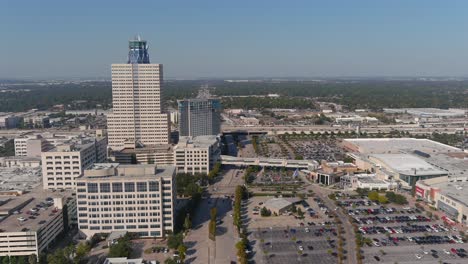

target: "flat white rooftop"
[371,154,447,176]
[345,138,462,154]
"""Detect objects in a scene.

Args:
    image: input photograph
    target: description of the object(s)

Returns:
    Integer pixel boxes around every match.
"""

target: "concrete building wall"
[76,166,175,238]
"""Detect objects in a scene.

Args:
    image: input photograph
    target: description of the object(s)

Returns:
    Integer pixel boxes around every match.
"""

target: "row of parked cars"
[347,206,422,216]
[354,215,430,225]
[358,224,450,235]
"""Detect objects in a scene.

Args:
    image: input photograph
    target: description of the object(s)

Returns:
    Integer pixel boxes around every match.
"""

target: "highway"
[222,123,466,135]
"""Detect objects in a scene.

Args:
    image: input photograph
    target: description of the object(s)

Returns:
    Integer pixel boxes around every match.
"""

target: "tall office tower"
[178,98,222,137]
[107,36,170,150]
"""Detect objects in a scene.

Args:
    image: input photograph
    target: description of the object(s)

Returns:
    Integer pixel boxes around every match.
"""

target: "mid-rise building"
[41,134,107,190]
[0,188,75,261]
[107,36,170,150]
[178,98,221,137]
[76,163,176,238]
[0,114,22,129]
[15,134,52,157]
[174,135,221,174]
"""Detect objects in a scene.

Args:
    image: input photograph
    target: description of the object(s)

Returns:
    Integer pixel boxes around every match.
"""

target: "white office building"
[76,164,176,239]
[41,134,107,190]
[174,135,221,174]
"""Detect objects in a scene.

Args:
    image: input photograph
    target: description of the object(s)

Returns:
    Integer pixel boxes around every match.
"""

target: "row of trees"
[208,162,221,181]
[0,255,37,264]
[233,186,247,231]
[235,231,250,264]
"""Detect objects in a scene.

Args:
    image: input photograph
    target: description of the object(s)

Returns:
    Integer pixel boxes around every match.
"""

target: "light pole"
[270,226,273,249]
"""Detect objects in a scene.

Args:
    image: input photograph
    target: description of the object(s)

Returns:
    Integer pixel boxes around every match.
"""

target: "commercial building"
[15,134,52,157]
[41,134,107,190]
[0,156,41,168]
[76,164,176,239]
[110,144,174,166]
[0,114,22,129]
[383,108,466,118]
[416,176,468,225]
[174,136,221,174]
[178,98,221,137]
[341,174,398,190]
[344,138,467,188]
[107,36,170,150]
[263,198,300,215]
[0,187,75,260]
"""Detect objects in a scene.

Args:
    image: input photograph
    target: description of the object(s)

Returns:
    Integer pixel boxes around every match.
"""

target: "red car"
[451,248,458,254]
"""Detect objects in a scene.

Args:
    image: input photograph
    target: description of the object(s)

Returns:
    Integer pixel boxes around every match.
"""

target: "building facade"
[178,98,221,137]
[174,136,221,174]
[0,189,74,260]
[76,164,176,238]
[14,135,51,157]
[107,37,170,150]
[41,135,107,190]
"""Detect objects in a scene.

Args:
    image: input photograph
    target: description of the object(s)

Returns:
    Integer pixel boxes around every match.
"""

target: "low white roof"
[371,154,447,176]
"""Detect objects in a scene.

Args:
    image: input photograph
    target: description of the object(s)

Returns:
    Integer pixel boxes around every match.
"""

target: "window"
[112,182,123,192]
[137,182,147,192]
[100,183,111,193]
[125,182,135,192]
[87,183,98,193]
[149,181,159,191]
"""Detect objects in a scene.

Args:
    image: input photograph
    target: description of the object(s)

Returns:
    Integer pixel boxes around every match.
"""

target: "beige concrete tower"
[107,36,170,149]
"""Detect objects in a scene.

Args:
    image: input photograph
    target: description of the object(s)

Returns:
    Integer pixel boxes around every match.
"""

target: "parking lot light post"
[270,226,273,248]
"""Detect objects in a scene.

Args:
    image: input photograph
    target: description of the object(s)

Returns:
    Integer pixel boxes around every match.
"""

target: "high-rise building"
[178,98,221,137]
[76,163,176,238]
[107,36,170,150]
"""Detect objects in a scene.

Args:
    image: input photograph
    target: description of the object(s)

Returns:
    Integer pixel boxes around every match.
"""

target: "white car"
[443,249,450,255]
[298,246,304,251]
[423,250,429,255]
[305,228,310,233]
[415,254,422,259]
[373,242,381,247]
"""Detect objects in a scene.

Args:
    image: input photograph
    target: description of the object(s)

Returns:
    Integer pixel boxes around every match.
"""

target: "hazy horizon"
[3,0,468,79]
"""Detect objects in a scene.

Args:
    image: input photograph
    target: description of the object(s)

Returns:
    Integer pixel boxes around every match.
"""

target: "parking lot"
[338,198,468,263]
[251,226,340,264]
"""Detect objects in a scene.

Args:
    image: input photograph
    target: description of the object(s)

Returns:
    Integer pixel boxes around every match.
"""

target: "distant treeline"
[1,79,467,112]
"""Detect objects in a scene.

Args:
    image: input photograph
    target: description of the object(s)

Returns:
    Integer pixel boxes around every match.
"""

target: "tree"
[260,207,272,217]
[209,220,216,241]
[368,191,379,202]
[74,243,90,263]
[177,244,187,262]
[378,195,388,204]
[167,233,183,249]
[210,207,218,222]
[108,234,132,258]
[28,255,37,264]
[164,258,177,264]
[183,214,192,231]
[47,249,69,264]
[297,208,304,219]
[291,204,297,214]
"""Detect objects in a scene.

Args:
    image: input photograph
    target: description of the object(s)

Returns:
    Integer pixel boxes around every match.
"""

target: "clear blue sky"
[2,0,468,79]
